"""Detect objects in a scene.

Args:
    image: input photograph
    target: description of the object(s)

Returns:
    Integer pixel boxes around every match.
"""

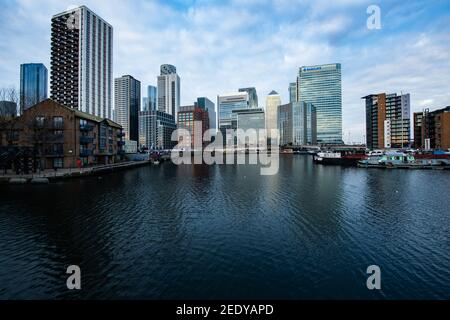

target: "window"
[35,116,45,127]
[53,116,64,129]
[53,158,63,169]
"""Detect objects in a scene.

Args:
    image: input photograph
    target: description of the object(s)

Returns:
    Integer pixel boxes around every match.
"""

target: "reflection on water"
[0,156,449,299]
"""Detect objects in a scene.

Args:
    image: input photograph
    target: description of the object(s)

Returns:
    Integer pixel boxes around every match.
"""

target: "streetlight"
[68,150,73,174]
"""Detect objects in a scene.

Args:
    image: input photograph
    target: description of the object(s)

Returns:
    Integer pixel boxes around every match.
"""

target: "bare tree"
[0,87,20,147]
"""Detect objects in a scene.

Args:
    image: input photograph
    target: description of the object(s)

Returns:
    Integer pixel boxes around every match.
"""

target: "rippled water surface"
[1,156,450,299]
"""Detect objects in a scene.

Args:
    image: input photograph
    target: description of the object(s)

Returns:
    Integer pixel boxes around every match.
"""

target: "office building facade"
[266,90,281,142]
[177,105,210,148]
[238,87,258,109]
[196,97,216,133]
[20,63,48,113]
[297,63,342,144]
[51,6,113,119]
[114,75,141,142]
[363,93,411,149]
[157,64,180,118]
[139,110,176,150]
[278,102,317,147]
[233,108,265,146]
[289,82,297,103]
[143,85,157,111]
[217,92,249,136]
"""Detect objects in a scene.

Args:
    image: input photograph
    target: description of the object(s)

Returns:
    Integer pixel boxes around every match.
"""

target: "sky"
[1,0,450,143]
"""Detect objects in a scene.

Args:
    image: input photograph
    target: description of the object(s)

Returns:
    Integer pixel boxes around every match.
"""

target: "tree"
[0,87,20,146]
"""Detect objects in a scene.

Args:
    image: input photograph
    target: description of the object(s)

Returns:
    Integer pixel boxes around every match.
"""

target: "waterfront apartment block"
[114,75,141,142]
[51,6,113,119]
[414,106,450,150]
[217,92,250,137]
[278,102,317,147]
[265,91,282,143]
[363,93,411,149]
[139,110,176,150]
[0,99,124,170]
[20,63,48,114]
[157,64,180,118]
[177,105,210,148]
[297,63,342,144]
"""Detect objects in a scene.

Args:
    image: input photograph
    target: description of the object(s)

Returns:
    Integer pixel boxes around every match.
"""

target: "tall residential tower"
[363,93,411,149]
[157,64,180,119]
[50,5,113,119]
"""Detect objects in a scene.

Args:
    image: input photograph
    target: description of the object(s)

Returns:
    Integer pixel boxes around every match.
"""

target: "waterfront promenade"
[0,160,152,184]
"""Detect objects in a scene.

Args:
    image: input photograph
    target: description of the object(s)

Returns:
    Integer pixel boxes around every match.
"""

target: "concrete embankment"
[1,160,164,185]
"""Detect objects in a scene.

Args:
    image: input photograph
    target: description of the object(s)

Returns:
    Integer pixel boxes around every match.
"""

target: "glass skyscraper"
[217,92,249,135]
[114,75,141,142]
[278,102,317,147]
[238,87,258,108]
[147,86,157,111]
[20,63,48,113]
[289,82,297,103]
[196,97,216,133]
[298,63,342,144]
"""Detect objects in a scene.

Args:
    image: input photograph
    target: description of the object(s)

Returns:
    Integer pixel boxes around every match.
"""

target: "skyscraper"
[289,82,297,103]
[147,86,157,111]
[265,90,281,142]
[142,85,157,112]
[196,97,216,133]
[239,87,258,108]
[363,93,411,149]
[51,5,113,119]
[139,110,176,150]
[297,63,342,144]
[20,63,48,113]
[157,64,180,118]
[278,102,317,147]
[114,75,141,142]
[217,92,249,136]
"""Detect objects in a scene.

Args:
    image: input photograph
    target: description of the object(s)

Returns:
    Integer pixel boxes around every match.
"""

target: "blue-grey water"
[1,156,450,299]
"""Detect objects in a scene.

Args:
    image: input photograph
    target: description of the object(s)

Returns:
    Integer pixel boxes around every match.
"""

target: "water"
[1,156,449,299]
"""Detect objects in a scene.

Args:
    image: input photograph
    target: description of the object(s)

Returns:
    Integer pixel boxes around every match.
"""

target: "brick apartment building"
[414,106,450,150]
[0,99,124,170]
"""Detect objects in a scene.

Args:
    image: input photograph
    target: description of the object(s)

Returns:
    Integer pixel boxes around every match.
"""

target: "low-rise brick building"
[414,106,450,150]
[0,99,124,170]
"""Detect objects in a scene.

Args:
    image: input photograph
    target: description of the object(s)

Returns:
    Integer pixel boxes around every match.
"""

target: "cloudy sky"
[1,0,449,143]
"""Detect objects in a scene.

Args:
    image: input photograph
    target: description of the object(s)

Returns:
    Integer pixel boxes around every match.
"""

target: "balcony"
[80,124,94,131]
[80,149,93,157]
[80,136,94,144]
